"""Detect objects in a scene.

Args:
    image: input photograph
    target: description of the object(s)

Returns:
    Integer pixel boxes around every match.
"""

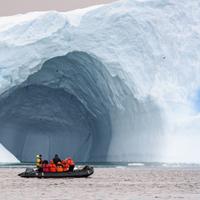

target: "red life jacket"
[67,159,75,166]
[61,160,69,172]
[50,163,56,172]
[43,164,50,172]
[63,163,69,172]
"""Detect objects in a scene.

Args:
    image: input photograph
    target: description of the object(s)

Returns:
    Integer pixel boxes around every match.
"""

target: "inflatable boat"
[18,166,94,178]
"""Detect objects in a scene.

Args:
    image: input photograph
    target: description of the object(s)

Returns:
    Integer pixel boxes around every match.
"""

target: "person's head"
[55,154,58,158]
[36,155,40,158]
[39,154,42,157]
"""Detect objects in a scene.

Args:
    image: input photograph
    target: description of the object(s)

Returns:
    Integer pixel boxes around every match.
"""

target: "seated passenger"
[49,160,57,172]
[56,162,64,173]
[62,160,69,172]
[36,154,42,172]
[42,161,50,173]
[66,157,75,172]
[53,154,61,165]
[42,160,48,164]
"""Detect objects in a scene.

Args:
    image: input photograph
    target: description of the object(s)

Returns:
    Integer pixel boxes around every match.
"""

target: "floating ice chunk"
[0,144,20,163]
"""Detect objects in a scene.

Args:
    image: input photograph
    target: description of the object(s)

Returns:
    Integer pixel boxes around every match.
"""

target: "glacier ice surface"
[0,0,200,162]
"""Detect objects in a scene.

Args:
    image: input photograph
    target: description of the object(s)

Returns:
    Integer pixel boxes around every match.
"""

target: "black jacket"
[53,155,61,165]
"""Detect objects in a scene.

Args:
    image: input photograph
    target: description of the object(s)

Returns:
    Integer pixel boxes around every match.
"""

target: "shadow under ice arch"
[0,51,118,162]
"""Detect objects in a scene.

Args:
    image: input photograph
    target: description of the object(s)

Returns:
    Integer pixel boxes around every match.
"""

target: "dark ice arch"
[0,51,164,162]
[0,51,122,162]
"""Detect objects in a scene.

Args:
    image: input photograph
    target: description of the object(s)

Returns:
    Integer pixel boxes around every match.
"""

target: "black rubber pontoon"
[18,166,94,178]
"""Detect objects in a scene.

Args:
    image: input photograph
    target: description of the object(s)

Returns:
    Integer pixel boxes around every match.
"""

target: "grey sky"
[0,0,117,16]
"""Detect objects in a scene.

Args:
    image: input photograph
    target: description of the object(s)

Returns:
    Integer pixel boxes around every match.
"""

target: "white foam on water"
[128,163,145,166]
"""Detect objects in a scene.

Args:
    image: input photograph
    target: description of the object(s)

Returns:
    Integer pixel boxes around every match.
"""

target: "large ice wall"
[0,0,200,162]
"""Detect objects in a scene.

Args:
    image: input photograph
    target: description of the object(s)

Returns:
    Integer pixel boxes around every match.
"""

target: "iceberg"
[0,143,19,163]
[0,0,200,162]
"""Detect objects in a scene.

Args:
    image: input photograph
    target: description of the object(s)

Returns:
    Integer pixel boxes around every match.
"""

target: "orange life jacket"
[56,162,64,172]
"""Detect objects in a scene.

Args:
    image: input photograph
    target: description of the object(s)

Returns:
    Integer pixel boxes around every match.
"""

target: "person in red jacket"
[42,160,50,172]
[42,163,50,172]
[66,157,75,172]
[62,160,69,172]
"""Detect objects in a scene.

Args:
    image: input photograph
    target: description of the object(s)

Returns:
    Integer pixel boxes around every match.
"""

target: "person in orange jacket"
[49,160,56,172]
[66,157,75,172]
[56,161,64,172]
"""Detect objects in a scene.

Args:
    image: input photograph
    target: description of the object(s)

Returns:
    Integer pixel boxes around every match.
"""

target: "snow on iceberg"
[0,0,200,162]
